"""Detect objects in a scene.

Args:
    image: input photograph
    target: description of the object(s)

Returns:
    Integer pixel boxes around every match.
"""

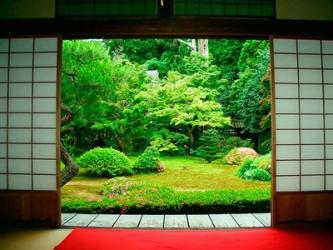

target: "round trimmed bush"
[224,147,258,166]
[77,147,133,177]
[133,147,164,174]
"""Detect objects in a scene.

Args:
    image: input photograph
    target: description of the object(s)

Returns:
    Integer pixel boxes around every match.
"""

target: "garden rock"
[224,147,259,166]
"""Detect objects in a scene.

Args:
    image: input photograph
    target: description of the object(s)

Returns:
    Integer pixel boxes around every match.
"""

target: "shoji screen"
[272,38,333,223]
[0,37,59,192]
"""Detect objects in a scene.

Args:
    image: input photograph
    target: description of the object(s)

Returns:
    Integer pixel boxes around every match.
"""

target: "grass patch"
[61,156,271,213]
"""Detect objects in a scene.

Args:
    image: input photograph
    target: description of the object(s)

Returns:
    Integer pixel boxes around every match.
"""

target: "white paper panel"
[276,145,299,160]
[33,114,56,128]
[9,68,32,82]
[276,161,300,175]
[0,39,9,52]
[325,100,333,113]
[326,176,333,190]
[33,175,56,191]
[34,38,58,52]
[276,115,299,129]
[276,176,299,192]
[0,53,8,67]
[0,84,7,97]
[301,145,324,159]
[276,130,299,144]
[33,144,56,159]
[0,143,6,157]
[326,130,333,144]
[0,159,6,173]
[324,85,333,98]
[301,130,324,144]
[323,70,333,84]
[326,145,333,158]
[0,114,7,127]
[10,53,33,67]
[299,84,322,99]
[299,69,322,84]
[301,175,324,191]
[8,114,31,127]
[34,68,57,82]
[327,160,333,174]
[9,98,32,112]
[297,40,321,54]
[33,160,56,174]
[0,174,7,189]
[275,99,298,113]
[0,98,7,112]
[8,174,31,190]
[273,39,297,53]
[274,54,297,68]
[34,53,57,67]
[274,69,298,83]
[325,115,333,128]
[323,55,333,68]
[275,84,298,98]
[8,159,31,174]
[0,128,6,143]
[300,100,323,113]
[34,83,56,97]
[10,38,33,52]
[33,98,56,112]
[33,129,56,143]
[301,114,322,128]
[8,144,31,158]
[8,129,31,143]
[0,68,8,82]
[322,40,333,54]
[9,83,32,97]
[301,160,325,175]
[298,55,322,68]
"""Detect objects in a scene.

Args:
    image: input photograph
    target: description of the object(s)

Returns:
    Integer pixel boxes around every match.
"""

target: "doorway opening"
[60,38,272,228]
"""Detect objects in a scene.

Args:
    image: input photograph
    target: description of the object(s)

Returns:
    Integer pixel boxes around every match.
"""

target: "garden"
[61,38,272,214]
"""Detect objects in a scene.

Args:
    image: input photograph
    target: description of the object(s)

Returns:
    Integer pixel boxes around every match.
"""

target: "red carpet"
[55,227,333,250]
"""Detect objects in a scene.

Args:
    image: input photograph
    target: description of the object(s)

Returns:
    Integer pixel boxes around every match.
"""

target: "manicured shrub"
[223,147,258,165]
[195,129,221,163]
[258,138,271,155]
[133,147,164,174]
[77,147,133,177]
[237,157,271,181]
[220,136,253,157]
[253,152,271,173]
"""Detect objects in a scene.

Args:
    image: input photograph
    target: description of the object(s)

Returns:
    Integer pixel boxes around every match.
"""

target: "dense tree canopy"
[61,38,271,175]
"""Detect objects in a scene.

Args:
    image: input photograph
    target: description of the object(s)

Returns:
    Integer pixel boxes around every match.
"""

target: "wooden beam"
[0,18,333,39]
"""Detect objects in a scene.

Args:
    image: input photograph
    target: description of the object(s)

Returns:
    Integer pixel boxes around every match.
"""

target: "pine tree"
[195,129,221,163]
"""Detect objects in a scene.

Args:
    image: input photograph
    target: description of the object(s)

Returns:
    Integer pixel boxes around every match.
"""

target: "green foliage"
[252,152,272,173]
[77,148,133,177]
[150,129,188,155]
[220,136,254,157]
[237,157,271,182]
[62,178,270,213]
[133,147,163,174]
[258,138,272,155]
[224,147,258,165]
[195,129,221,163]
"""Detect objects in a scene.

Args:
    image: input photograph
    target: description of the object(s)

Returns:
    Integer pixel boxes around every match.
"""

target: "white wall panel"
[276,176,299,192]
[323,70,333,83]
[298,55,322,68]
[322,40,333,54]
[299,69,322,84]
[276,145,299,160]
[275,84,298,98]
[275,69,298,83]
[299,85,322,98]
[276,130,299,144]
[276,115,299,129]
[297,40,321,54]
[276,161,300,175]
[301,160,325,175]
[0,37,59,191]
[273,39,297,53]
[274,54,297,68]
[300,115,323,129]
[326,176,333,190]
[301,176,325,191]
[275,99,299,113]
[301,130,324,144]
[323,55,333,68]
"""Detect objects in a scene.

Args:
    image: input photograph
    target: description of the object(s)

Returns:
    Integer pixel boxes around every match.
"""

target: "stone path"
[62,213,271,229]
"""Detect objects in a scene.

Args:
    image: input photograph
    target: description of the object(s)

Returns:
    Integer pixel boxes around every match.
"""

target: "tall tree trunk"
[60,104,79,186]
[198,39,209,57]
[187,126,195,149]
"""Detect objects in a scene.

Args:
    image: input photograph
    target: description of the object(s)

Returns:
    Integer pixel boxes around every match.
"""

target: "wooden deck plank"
[231,213,264,228]
[61,213,76,225]
[113,215,142,228]
[164,215,188,228]
[209,214,239,228]
[139,215,164,228]
[88,214,120,228]
[63,214,97,227]
[187,215,214,228]
[252,213,271,227]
